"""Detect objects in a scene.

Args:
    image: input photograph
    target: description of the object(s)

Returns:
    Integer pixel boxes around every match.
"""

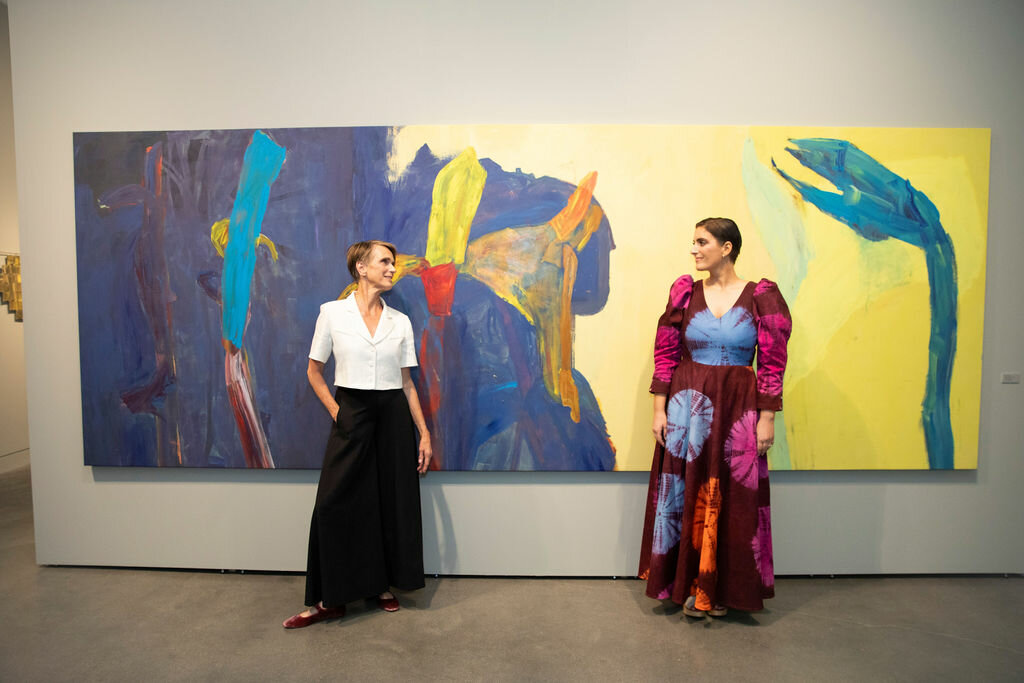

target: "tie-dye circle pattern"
[724,410,759,489]
[752,506,775,588]
[651,473,686,555]
[665,389,714,462]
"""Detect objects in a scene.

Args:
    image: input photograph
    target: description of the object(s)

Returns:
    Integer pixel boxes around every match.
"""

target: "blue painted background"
[74,127,616,469]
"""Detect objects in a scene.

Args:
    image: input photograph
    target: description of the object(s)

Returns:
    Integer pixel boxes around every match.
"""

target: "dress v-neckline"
[699,280,752,320]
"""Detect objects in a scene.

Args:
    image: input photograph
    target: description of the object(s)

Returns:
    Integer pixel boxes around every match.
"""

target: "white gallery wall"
[8,0,1023,575]
[0,2,29,475]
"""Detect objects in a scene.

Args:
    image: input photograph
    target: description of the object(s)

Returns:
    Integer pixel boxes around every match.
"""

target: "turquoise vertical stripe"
[222,131,286,347]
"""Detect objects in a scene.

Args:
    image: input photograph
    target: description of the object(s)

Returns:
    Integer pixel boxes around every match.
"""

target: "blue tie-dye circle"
[652,473,686,555]
[666,389,714,462]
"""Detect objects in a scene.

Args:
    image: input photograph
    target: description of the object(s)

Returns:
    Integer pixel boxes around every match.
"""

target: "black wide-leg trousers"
[304,387,425,607]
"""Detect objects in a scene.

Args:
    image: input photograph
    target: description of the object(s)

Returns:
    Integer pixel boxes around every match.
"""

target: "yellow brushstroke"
[396,253,427,277]
[211,218,278,261]
[210,218,230,257]
[256,234,278,261]
[462,226,548,322]
[576,204,604,253]
[424,148,487,267]
[558,245,580,420]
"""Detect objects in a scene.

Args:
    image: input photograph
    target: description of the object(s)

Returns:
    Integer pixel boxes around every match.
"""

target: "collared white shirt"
[308,294,418,390]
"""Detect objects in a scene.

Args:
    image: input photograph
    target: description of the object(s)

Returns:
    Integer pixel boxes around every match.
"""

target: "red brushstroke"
[224,346,275,468]
[418,317,446,469]
[420,262,458,317]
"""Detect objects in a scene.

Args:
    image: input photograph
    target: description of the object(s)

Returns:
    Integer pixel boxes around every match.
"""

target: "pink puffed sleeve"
[650,275,694,394]
[752,279,792,411]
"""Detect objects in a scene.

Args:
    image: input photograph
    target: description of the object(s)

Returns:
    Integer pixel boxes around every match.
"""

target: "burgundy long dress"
[639,275,791,612]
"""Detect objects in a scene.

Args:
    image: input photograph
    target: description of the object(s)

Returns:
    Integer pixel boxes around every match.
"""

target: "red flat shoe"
[377,596,400,612]
[282,603,346,629]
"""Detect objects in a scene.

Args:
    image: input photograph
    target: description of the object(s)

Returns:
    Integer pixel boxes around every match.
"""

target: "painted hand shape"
[338,155,602,427]
[773,138,957,469]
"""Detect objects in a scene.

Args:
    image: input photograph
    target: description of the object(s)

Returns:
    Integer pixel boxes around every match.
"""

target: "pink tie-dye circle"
[724,410,759,489]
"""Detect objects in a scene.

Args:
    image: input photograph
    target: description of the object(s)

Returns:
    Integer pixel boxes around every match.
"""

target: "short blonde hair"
[346,240,397,281]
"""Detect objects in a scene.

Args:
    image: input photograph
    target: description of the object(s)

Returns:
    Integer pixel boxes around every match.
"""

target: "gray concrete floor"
[1,465,1022,682]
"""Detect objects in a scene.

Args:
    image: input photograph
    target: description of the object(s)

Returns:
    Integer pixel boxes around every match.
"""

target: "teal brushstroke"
[856,233,916,297]
[743,139,811,470]
[742,138,813,304]
[773,138,957,469]
[222,131,287,348]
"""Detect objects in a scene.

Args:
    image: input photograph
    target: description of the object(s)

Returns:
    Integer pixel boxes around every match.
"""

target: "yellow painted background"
[389,126,990,470]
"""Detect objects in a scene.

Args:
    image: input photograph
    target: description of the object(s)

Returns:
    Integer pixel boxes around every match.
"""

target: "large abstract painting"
[73,125,989,470]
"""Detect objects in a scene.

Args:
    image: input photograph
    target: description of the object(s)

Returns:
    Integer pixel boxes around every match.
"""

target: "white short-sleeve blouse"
[308,294,418,390]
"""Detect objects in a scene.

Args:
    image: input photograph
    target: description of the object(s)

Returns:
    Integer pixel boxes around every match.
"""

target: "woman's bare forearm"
[307,359,339,419]
[401,368,430,438]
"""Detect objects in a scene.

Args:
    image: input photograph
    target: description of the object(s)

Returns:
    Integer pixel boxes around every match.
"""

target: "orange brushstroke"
[175,425,183,466]
[576,204,604,252]
[548,171,597,240]
[154,155,163,197]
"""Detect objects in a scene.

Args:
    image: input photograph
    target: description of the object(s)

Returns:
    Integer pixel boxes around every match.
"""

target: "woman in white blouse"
[283,240,432,629]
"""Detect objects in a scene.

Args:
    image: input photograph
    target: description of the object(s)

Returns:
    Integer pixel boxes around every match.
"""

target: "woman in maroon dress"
[639,218,791,617]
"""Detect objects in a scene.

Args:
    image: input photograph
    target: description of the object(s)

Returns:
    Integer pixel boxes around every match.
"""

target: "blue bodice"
[685,307,757,366]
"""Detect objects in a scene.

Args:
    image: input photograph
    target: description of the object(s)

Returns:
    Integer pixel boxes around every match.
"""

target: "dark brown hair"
[346,240,397,281]
[696,217,742,263]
